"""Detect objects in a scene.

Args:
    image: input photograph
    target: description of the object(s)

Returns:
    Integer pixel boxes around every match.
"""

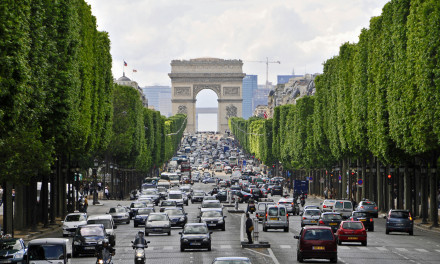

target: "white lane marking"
[240,213,245,242]
[220,245,231,249]
[163,246,173,250]
[268,248,281,264]
[376,247,388,251]
[358,246,369,250]
[415,248,428,253]
[279,245,291,249]
[339,246,350,250]
[244,248,271,258]
[436,249,440,253]
[396,248,408,252]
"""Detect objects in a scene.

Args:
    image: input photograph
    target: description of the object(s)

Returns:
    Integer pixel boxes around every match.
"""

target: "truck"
[293,180,309,197]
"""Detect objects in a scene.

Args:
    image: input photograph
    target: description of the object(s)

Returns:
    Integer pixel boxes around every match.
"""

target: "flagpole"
[123,59,125,76]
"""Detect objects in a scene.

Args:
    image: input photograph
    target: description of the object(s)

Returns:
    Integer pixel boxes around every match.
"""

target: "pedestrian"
[324,187,328,199]
[245,213,254,244]
[12,189,15,202]
[83,196,88,213]
[104,186,109,200]
[0,185,3,206]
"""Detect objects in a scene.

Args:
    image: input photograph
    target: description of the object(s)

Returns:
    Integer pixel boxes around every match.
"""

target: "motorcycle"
[247,200,256,214]
[300,197,305,207]
[132,241,150,264]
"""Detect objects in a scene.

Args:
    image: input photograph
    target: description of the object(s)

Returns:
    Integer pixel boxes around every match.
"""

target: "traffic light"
[387,174,392,185]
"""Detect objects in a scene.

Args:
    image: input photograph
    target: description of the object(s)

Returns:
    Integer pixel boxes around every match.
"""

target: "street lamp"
[93,158,99,205]
[75,164,80,210]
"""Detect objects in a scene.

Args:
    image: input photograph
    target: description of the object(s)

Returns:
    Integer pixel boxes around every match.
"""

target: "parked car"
[62,212,87,237]
[356,200,378,218]
[301,209,321,227]
[385,209,413,235]
[145,213,171,236]
[336,221,367,246]
[0,237,27,263]
[350,211,374,231]
[294,226,338,263]
[318,212,343,233]
[179,223,212,252]
[133,207,155,227]
[262,205,289,232]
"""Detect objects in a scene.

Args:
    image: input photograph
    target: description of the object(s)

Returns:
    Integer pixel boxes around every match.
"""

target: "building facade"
[142,86,172,117]
[114,73,148,107]
[242,75,258,119]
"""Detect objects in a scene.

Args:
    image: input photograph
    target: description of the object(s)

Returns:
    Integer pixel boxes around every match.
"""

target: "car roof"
[214,257,250,261]
[302,225,332,230]
[185,223,207,227]
[28,238,70,246]
[66,212,86,216]
[321,212,341,215]
[87,214,112,220]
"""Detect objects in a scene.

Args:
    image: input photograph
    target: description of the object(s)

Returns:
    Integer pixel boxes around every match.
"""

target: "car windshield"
[305,210,321,216]
[213,261,251,264]
[390,211,410,218]
[109,207,126,213]
[322,214,342,220]
[362,201,376,206]
[202,202,221,208]
[148,214,167,221]
[166,209,183,216]
[87,220,111,229]
[28,244,64,261]
[137,208,154,215]
[132,203,144,208]
[162,201,176,206]
[303,229,334,241]
[157,187,166,192]
[169,194,182,199]
[143,190,157,195]
[79,227,105,236]
[202,211,222,217]
[65,214,86,222]
[353,212,367,217]
[0,239,21,251]
[268,207,279,216]
[183,225,208,234]
[342,222,364,230]
[194,191,204,195]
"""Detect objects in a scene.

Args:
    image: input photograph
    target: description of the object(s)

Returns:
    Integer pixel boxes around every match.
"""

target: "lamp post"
[93,158,99,205]
[75,164,80,211]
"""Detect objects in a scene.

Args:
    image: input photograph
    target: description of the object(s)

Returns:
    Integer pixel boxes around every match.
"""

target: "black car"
[350,211,374,231]
[179,223,212,252]
[133,207,155,227]
[164,207,188,228]
[159,200,178,212]
[233,190,253,203]
[0,237,27,263]
[271,185,283,196]
[318,212,343,233]
[72,224,107,257]
[215,190,228,202]
[199,209,226,231]
[250,188,262,201]
[386,209,413,235]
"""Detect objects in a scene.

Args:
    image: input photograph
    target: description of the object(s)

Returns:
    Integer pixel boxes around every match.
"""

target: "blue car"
[386,209,413,235]
[133,207,155,227]
[0,237,27,263]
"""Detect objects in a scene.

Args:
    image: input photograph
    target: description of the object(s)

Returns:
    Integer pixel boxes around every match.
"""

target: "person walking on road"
[245,213,254,244]
[104,186,109,200]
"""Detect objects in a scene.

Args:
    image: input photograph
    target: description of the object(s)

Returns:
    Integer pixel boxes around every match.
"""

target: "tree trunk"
[377,161,383,213]
[429,164,438,227]
[14,184,24,230]
[342,159,348,199]
[421,172,428,224]
[404,166,411,212]
[49,169,56,224]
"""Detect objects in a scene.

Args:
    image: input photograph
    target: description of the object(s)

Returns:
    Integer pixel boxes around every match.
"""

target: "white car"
[62,212,87,237]
[320,199,336,212]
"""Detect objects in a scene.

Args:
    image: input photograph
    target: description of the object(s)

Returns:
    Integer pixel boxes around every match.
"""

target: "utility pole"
[245,57,281,89]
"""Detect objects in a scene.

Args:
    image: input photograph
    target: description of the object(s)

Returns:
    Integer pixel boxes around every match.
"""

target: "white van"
[215,162,223,172]
[332,200,354,219]
[26,238,72,264]
[87,214,117,246]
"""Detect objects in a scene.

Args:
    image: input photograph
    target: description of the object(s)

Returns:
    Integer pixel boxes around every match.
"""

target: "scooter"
[300,197,305,207]
[132,241,150,264]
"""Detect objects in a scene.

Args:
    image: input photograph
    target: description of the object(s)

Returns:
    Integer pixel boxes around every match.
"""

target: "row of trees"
[0,0,186,235]
[229,0,439,225]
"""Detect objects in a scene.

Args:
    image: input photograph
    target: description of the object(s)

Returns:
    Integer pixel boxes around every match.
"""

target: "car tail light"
[265,213,268,221]
[360,206,364,209]
[409,212,413,221]
[374,206,378,210]
[370,218,373,222]
[319,220,325,225]
[323,205,327,208]
[303,217,306,220]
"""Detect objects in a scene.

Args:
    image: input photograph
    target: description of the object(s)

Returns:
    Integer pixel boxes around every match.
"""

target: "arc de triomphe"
[169,58,245,133]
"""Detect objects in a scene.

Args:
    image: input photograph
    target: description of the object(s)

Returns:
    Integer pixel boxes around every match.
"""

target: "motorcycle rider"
[246,198,256,214]
[133,230,149,248]
[95,239,115,263]
[300,192,306,207]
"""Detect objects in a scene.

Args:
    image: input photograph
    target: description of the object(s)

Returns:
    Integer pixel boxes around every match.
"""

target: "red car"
[336,221,367,246]
[295,226,338,263]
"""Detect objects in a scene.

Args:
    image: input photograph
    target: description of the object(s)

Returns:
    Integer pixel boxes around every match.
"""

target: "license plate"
[313,246,325,250]
[190,242,201,246]
[310,220,317,223]
[208,224,216,226]
[329,223,337,225]
[360,219,366,221]
[348,237,358,240]
[85,246,95,250]
[270,217,278,220]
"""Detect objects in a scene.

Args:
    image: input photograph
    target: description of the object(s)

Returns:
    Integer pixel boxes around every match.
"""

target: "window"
[184,225,208,234]
[79,227,105,237]
[344,202,353,209]
[28,245,65,260]
[87,220,111,229]
[279,207,286,216]
[268,208,278,217]
[169,194,182,199]
[342,222,364,230]
[390,211,410,218]
[334,202,343,209]
[148,214,167,221]
[303,229,334,241]
[65,214,86,222]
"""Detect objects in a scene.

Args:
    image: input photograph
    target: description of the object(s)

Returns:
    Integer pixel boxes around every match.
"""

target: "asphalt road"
[41,171,440,264]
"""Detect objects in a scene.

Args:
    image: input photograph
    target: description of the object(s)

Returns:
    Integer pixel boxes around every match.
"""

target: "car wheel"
[362,240,367,246]
[263,226,267,232]
[409,230,413,236]
[330,257,338,263]
[386,229,389,235]
[180,246,185,252]
[134,223,138,227]
[369,227,374,232]
[222,224,226,231]
[284,227,289,232]
[207,244,212,251]
[168,231,171,236]
[297,252,303,263]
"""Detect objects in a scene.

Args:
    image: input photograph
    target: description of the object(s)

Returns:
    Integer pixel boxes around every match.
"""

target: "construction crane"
[245,57,281,89]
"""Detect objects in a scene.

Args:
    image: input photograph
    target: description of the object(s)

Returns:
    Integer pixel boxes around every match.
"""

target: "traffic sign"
[357,179,363,185]
[338,175,342,180]
[309,176,313,181]
[243,160,246,166]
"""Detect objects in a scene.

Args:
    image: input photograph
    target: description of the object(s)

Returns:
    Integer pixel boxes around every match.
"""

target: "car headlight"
[146,223,152,227]
[218,219,224,223]
[62,225,68,229]
[203,237,209,242]
[183,239,189,243]
[73,241,81,245]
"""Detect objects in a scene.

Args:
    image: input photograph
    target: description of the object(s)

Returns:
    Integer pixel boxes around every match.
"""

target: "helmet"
[137,230,144,237]
[102,239,109,245]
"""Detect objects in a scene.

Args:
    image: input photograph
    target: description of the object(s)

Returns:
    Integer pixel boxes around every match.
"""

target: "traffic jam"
[16,133,425,264]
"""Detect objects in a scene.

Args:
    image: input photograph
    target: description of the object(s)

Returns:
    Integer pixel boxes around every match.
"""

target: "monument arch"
[169,58,245,133]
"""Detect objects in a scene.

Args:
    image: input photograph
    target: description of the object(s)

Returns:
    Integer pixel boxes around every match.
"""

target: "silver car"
[145,213,171,236]
[320,200,336,212]
[301,209,321,227]
[108,206,130,224]
[262,205,289,232]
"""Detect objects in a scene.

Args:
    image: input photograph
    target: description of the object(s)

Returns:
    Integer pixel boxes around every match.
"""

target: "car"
[0,237,27,263]
[278,197,299,215]
[191,190,206,203]
[108,206,130,224]
[179,185,193,198]
[133,207,155,227]
[294,226,338,263]
[137,197,155,208]
[350,211,374,231]
[211,257,252,264]
[332,200,353,219]
[321,200,336,212]
[202,177,217,184]
[159,200,178,212]
[179,223,212,252]
[199,209,226,231]
[62,212,87,237]
[157,186,168,199]
[262,205,289,232]
[336,221,367,246]
[271,185,283,196]
[255,201,275,221]
[385,209,413,235]
[233,190,253,203]
[27,238,72,263]
[318,212,343,233]
[303,205,320,211]
[164,207,188,228]
[249,188,262,201]
[145,213,171,236]
[199,200,223,216]
[215,190,228,202]
[140,189,161,205]
[72,224,107,257]
[86,215,117,246]
[203,195,217,201]
[301,209,321,227]
[356,200,379,218]
[129,202,148,219]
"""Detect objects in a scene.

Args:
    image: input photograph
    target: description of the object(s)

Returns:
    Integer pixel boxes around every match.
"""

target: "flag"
[133,69,137,73]
[263,111,268,119]
[124,61,127,66]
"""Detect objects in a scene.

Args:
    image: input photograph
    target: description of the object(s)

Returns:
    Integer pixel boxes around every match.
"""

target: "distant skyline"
[87,0,389,87]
